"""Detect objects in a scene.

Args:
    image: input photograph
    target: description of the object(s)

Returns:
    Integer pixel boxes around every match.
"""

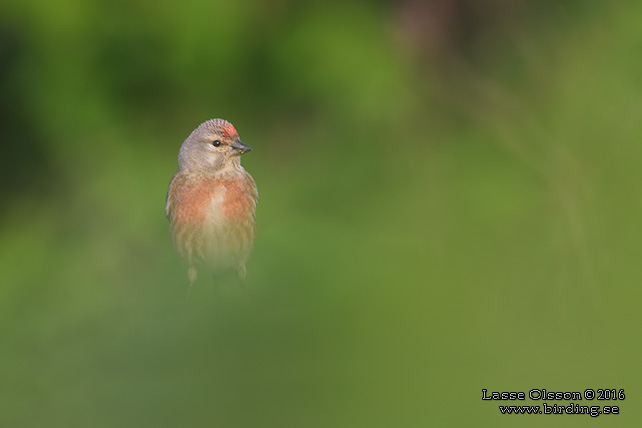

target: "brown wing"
[165,172,180,221]
[242,168,259,218]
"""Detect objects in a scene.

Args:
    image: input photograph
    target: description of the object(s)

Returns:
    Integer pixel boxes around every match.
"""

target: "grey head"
[177,118,251,173]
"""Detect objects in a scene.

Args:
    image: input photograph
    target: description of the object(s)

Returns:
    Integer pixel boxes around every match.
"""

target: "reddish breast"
[172,175,254,226]
[172,177,217,226]
[219,178,254,220]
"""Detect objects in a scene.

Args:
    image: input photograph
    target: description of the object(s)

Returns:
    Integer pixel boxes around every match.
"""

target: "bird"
[166,119,258,289]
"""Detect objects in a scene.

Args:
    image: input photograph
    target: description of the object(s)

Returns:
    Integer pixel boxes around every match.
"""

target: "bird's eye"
[212,140,221,147]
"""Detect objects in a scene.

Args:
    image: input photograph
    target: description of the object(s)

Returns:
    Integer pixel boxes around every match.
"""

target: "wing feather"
[165,172,180,221]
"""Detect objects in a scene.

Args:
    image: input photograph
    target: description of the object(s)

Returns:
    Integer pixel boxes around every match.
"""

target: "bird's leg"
[237,264,247,282]
[236,264,254,300]
[185,266,197,301]
[188,266,198,284]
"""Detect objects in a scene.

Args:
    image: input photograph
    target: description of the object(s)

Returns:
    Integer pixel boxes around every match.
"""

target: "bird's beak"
[231,139,252,155]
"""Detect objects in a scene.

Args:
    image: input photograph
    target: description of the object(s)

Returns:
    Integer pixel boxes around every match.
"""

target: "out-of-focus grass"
[1,1,641,427]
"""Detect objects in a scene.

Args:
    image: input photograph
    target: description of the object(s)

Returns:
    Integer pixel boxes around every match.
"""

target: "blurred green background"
[1,1,640,427]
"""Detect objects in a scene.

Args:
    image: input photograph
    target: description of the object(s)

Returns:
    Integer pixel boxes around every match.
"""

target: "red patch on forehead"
[222,122,237,138]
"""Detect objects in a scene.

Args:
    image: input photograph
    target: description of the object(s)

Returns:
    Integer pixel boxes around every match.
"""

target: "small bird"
[166,119,258,288]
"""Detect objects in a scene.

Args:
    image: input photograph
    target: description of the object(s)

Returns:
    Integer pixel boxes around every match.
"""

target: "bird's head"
[177,119,252,173]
